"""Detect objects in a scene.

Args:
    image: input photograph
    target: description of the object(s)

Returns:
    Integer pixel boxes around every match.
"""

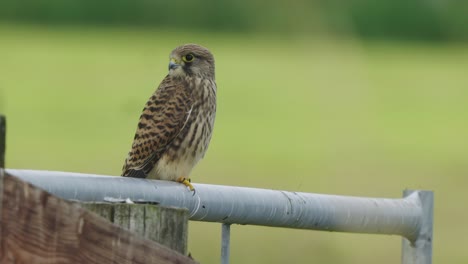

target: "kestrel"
[122,44,217,192]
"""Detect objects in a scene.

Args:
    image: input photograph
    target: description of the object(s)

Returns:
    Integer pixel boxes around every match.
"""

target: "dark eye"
[183,54,194,62]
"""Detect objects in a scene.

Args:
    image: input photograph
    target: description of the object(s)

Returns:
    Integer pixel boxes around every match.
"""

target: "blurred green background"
[1,1,468,263]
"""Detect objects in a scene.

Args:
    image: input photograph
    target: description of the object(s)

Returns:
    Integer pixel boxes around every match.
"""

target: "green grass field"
[1,24,467,263]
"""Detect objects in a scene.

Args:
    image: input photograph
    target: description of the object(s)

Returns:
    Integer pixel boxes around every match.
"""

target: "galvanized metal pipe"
[7,169,426,242]
[402,190,433,264]
[221,223,231,264]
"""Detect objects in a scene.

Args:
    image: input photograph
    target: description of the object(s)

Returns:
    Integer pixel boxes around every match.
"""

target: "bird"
[121,44,217,192]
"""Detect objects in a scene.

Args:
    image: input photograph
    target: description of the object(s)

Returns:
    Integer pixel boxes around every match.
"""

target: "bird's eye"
[183,54,195,62]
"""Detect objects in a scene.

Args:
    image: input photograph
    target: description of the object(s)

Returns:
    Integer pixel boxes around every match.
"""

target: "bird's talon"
[177,176,195,193]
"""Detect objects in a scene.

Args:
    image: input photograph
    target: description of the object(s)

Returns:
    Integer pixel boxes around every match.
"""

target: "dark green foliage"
[0,0,467,41]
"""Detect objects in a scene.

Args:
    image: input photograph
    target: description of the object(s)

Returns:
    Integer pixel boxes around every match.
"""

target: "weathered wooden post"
[82,203,189,254]
[0,174,196,264]
[0,115,5,240]
[0,115,5,169]
[0,115,195,263]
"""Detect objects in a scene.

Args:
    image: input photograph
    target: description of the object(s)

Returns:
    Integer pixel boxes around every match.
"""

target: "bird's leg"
[176,176,195,194]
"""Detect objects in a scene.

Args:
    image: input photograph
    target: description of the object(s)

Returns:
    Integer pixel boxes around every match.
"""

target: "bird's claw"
[177,177,196,195]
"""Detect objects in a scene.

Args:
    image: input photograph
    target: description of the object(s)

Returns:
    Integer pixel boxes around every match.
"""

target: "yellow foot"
[176,176,195,193]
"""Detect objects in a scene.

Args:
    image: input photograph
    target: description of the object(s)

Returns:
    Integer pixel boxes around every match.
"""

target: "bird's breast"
[176,79,216,163]
[151,78,216,181]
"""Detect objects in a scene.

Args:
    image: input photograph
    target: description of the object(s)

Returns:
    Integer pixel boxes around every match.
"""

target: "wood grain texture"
[0,173,197,264]
[82,203,189,254]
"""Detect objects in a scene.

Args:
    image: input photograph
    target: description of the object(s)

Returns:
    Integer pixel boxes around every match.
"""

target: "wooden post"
[0,173,197,264]
[0,115,5,245]
[0,115,5,169]
[82,203,189,254]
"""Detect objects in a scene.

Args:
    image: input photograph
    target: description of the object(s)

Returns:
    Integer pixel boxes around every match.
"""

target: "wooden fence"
[0,115,433,264]
[0,172,197,263]
[0,115,196,264]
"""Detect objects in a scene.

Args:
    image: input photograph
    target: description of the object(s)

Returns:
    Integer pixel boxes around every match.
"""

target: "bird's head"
[168,44,215,79]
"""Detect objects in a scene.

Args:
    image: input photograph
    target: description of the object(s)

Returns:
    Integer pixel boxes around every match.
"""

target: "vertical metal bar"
[221,223,231,264]
[402,190,433,264]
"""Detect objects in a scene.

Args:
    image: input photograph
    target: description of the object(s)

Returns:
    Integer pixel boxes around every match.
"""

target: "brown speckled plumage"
[122,44,216,183]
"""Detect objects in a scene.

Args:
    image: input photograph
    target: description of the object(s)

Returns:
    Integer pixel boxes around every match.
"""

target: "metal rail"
[5,169,433,264]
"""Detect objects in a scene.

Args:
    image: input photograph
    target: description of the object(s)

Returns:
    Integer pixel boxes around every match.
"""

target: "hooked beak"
[169,58,180,71]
